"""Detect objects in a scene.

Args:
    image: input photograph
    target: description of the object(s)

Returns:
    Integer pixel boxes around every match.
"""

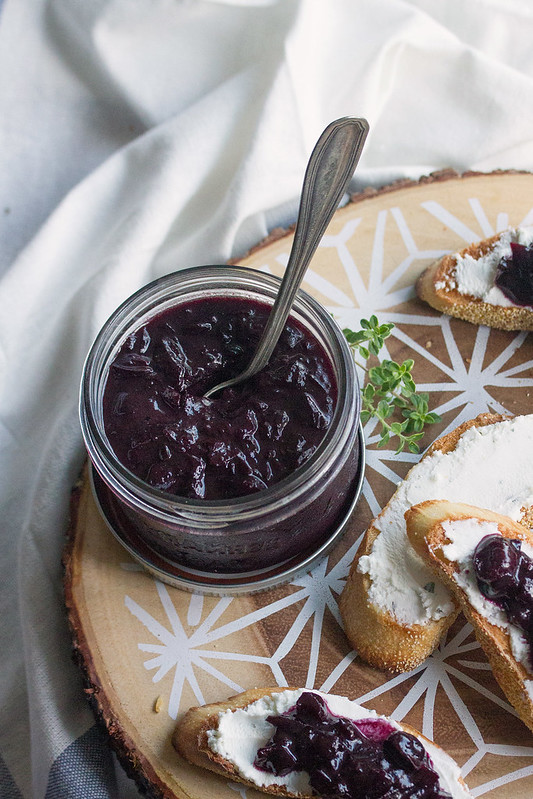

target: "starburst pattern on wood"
[123,193,533,797]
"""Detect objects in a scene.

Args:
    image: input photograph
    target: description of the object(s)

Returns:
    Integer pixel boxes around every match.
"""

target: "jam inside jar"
[102,296,338,501]
[80,266,361,579]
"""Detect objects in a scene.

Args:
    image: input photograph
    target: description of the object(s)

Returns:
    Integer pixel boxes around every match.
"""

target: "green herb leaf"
[343,317,441,452]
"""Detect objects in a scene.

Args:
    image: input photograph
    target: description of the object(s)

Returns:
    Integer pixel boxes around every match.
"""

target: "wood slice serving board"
[64,171,533,799]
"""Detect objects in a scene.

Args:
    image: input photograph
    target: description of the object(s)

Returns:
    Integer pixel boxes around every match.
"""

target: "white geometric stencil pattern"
[122,187,533,797]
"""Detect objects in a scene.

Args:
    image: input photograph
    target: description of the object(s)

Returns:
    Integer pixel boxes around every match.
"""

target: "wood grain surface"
[65,170,533,798]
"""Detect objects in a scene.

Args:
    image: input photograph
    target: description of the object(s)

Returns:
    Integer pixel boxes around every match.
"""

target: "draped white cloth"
[2,0,533,795]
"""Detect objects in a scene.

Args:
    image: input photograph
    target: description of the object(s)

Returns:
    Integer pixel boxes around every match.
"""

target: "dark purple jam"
[473,534,533,666]
[102,297,336,500]
[494,242,533,306]
[254,692,452,798]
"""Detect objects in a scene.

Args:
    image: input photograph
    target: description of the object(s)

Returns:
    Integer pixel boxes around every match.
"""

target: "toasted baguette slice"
[339,413,533,673]
[406,499,533,733]
[416,230,533,331]
[173,686,471,797]
[174,687,296,795]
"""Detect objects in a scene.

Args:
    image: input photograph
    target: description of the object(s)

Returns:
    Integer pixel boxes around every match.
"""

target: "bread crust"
[416,233,533,331]
[173,687,304,796]
[172,686,470,797]
[340,412,513,673]
[405,500,533,733]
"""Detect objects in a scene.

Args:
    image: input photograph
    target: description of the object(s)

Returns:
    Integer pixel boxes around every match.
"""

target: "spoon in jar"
[204,116,369,398]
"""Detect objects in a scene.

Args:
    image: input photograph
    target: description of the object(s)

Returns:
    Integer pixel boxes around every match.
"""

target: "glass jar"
[80,265,361,585]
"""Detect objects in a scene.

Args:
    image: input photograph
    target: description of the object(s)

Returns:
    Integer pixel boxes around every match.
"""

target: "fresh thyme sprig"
[343,315,441,453]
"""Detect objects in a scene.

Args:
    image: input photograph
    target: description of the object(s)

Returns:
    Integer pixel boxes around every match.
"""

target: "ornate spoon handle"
[205,117,369,397]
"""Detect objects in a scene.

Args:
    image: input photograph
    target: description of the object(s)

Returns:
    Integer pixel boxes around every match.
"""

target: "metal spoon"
[205,116,369,398]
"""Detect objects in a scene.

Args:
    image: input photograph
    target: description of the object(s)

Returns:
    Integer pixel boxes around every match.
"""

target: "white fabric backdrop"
[2,0,533,795]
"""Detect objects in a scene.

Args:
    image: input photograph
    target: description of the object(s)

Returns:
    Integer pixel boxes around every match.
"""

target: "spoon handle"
[205,117,368,397]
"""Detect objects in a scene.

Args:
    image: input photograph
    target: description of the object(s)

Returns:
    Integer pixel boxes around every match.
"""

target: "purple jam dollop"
[102,297,336,500]
[494,241,533,306]
[473,534,533,666]
[254,692,452,798]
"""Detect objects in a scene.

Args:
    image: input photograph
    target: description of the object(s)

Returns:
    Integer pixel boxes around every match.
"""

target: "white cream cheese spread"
[357,415,533,626]
[441,518,533,673]
[451,226,533,308]
[206,688,469,797]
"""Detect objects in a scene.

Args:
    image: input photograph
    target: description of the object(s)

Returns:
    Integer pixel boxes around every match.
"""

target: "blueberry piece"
[473,535,520,598]
[254,740,297,776]
[160,386,181,408]
[495,242,533,306]
[384,730,428,771]
[295,691,330,723]
[145,463,177,490]
[158,444,172,461]
[312,732,341,761]
[335,716,363,743]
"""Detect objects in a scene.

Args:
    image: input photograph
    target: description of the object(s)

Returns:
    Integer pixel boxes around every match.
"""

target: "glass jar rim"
[80,265,359,521]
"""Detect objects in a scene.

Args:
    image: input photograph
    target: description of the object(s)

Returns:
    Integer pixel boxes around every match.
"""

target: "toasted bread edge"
[339,413,509,672]
[405,499,533,734]
[415,235,533,331]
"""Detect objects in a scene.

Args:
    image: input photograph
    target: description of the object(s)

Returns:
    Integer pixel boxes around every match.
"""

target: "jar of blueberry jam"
[80,266,361,582]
